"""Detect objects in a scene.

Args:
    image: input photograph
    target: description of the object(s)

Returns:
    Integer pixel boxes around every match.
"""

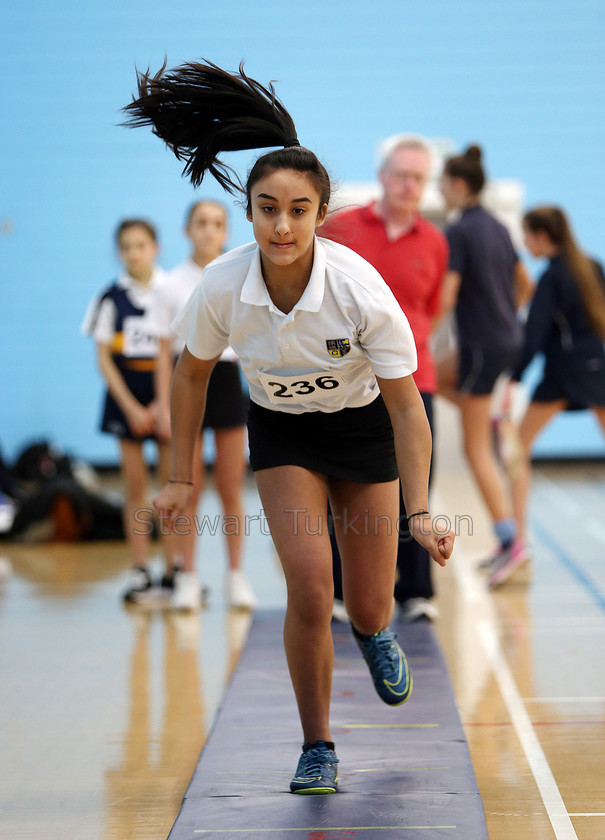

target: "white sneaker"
[0,498,16,533]
[170,571,202,611]
[398,597,439,623]
[122,567,156,606]
[227,570,257,610]
[331,598,349,623]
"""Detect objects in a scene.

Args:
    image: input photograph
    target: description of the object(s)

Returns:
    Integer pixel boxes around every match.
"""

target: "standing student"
[320,135,449,622]
[82,219,173,604]
[503,206,605,585]
[438,145,533,579]
[153,200,256,610]
[123,59,454,795]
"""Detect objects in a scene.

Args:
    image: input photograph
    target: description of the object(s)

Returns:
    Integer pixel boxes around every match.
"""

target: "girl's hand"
[155,405,172,442]
[153,482,193,532]
[408,514,454,567]
[126,404,155,437]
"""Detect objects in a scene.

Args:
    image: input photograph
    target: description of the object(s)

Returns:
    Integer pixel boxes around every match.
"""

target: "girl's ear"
[315,203,328,228]
[453,176,468,196]
[246,208,253,222]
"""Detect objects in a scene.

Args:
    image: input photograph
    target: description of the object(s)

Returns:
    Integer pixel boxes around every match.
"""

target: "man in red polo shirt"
[321,135,449,622]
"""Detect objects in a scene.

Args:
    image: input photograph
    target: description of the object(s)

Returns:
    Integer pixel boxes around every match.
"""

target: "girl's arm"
[376,374,454,566]
[511,270,557,381]
[154,348,220,523]
[513,260,535,310]
[97,343,154,437]
[155,337,174,441]
[435,269,461,322]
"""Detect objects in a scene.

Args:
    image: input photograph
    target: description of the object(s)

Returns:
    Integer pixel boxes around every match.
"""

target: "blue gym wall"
[1,0,604,464]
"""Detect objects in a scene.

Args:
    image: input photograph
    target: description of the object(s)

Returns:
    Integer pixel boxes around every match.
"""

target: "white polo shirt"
[152,258,236,360]
[174,237,417,413]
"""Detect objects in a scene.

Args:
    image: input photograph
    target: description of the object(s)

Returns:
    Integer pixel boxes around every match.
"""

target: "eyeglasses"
[384,169,428,186]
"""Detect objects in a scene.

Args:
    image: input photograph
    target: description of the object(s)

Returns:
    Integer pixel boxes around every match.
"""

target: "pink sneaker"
[488,540,530,588]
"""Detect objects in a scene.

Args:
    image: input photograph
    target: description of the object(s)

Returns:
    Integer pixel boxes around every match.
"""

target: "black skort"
[247,394,398,483]
[533,360,605,411]
[202,360,249,430]
[458,343,520,396]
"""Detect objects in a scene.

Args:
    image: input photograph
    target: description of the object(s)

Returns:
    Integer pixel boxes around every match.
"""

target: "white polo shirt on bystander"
[174,236,417,413]
[152,258,238,361]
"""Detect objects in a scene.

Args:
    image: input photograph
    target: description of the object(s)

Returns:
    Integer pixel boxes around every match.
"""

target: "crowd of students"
[83,146,605,615]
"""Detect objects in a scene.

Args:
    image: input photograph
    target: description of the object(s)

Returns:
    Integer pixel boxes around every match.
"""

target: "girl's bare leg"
[328,477,399,635]
[592,406,605,434]
[513,400,565,542]
[255,466,333,744]
[213,426,247,572]
[460,393,512,522]
[119,440,150,567]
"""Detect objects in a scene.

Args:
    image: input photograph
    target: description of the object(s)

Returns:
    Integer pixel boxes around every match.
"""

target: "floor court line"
[586,519,605,544]
[532,517,605,611]
[537,475,605,544]
[478,620,578,840]
[449,546,579,839]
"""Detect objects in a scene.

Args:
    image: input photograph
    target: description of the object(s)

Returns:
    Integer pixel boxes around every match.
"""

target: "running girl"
[123,59,454,794]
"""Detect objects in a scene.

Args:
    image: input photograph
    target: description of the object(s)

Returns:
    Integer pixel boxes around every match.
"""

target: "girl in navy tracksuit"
[511,206,605,551]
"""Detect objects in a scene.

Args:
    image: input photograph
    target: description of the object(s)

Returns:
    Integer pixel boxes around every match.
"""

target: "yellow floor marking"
[352,766,449,772]
[334,722,440,729]
[231,722,440,730]
[194,827,457,834]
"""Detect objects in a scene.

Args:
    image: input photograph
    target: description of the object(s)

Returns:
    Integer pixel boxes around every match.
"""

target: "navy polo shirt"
[446,205,522,349]
[513,255,605,380]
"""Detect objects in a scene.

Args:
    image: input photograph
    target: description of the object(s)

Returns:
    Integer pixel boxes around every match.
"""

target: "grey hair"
[376,133,433,172]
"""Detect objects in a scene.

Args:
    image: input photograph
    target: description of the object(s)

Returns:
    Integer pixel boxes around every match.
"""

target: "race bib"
[123,316,159,357]
[258,370,344,405]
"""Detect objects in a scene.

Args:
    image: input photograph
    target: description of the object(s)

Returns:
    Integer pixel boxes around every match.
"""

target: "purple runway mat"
[168,610,488,839]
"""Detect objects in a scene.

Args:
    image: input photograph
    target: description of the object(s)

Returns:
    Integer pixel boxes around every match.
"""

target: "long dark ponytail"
[121,59,330,209]
[524,206,605,339]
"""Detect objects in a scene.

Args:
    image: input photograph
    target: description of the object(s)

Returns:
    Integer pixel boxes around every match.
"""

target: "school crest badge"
[326,338,351,357]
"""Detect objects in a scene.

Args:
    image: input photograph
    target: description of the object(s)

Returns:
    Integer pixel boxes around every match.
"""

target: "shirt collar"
[461,204,482,217]
[366,202,423,234]
[117,268,163,292]
[240,239,326,313]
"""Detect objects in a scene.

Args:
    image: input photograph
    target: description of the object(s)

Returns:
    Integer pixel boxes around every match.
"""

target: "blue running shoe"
[353,626,412,705]
[290,742,339,794]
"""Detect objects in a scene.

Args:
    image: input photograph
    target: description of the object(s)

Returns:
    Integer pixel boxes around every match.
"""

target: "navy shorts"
[533,361,605,410]
[457,344,520,396]
[247,395,398,483]
[100,369,156,442]
[202,360,248,430]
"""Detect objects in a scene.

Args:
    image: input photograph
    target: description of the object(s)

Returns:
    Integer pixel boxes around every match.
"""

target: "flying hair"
[121,59,299,194]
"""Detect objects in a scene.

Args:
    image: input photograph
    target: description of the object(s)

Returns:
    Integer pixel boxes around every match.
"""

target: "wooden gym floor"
[0,399,603,839]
